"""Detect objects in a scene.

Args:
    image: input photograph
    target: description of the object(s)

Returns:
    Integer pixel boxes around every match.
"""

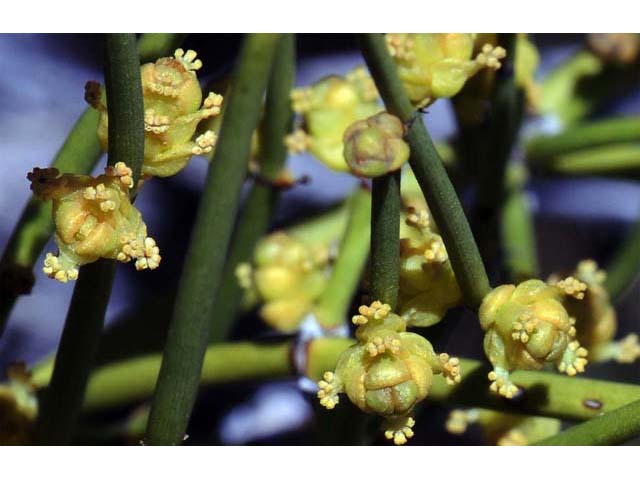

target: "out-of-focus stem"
[208,34,295,343]
[0,33,183,337]
[604,218,640,301]
[34,33,145,445]
[315,187,371,328]
[535,398,640,445]
[529,143,640,176]
[144,34,280,446]
[357,33,490,309]
[500,165,539,281]
[527,116,640,161]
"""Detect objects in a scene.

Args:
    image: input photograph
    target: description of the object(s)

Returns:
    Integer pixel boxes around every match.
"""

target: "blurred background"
[0,33,639,444]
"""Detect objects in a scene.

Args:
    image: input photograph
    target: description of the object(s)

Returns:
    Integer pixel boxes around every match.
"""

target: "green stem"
[527,116,640,161]
[209,34,295,343]
[604,218,640,301]
[369,173,401,307]
[315,187,372,328]
[32,341,640,423]
[535,398,640,445]
[33,33,145,446]
[0,33,182,337]
[357,33,490,309]
[500,165,539,281]
[144,34,280,445]
[529,143,640,176]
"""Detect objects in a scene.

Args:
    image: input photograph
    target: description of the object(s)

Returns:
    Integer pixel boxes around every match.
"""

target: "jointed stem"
[369,173,401,308]
[144,34,280,445]
[357,33,490,309]
[34,33,145,445]
[31,338,640,423]
[535,398,640,445]
[209,34,295,343]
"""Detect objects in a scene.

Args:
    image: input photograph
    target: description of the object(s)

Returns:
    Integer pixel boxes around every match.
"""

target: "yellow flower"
[285,67,382,172]
[236,232,328,332]
[88,49,223,178]
[28,162,160,282]
[386,33,505,108]
[479,279,589,398]
[551,260,640,364]
[396,193,462,327]
[317,301,461,445]
[343,112,410,177]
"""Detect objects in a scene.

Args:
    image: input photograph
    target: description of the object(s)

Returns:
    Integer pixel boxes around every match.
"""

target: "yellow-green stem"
[315,187,371,328]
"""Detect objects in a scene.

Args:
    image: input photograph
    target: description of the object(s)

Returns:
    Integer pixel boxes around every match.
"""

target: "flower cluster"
[88,49,223,178]
[551,260,640,364]
[285,67,382,172]
[479,278,589,398]
[317,301,461,445]
[28,163,160,282]
[236,232,329,332]
[396,192,462,327]
[343,112,410,178]
[385,33,506,108]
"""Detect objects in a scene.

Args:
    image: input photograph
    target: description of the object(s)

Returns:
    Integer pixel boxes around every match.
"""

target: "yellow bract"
[236,232,329,332]
[343,112,410,178]
[317,301,461,445]
[286,67,382,172]
[386,33,506,108]
[90,49,223,178]
[479,279,589,398]
[28,163,161,282]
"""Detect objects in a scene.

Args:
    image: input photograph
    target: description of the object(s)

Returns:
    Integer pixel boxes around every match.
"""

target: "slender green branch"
[209,34,295,343]
[535,398,640,445]
[32,339,640,423]
[33,33,145,446]
[357,33,490,308]
[369,173,401,307]
[529,143,640,176]
[33,261,116,444]
[0,33,182,337]
[145,34,280,445]
[604,218,640,301]
[500,165,539,281]
[527,116,640,161]
[315,187,371,328]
